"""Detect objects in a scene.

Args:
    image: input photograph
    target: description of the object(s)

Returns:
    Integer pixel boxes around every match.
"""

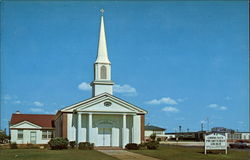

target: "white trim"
[61,93,147,114]
[10,121,42,129]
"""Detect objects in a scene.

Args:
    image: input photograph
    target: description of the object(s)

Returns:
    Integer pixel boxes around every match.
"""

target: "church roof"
[59,92,147,114]
[10,114,55,128]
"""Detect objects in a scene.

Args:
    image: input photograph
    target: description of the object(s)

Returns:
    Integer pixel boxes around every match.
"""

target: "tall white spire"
[91,9,114,97]
[95,9,110,64]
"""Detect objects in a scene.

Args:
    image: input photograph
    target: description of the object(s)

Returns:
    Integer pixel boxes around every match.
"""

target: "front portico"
[76,112,140,148]
[56,93,147,148]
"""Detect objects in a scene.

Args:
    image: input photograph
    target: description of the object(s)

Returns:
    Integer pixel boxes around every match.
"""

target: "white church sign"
[205,133,227,154]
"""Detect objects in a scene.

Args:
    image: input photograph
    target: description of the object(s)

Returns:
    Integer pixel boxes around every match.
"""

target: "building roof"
[59,92,147,115]
[145,125,165,131]
[10,114,55,128]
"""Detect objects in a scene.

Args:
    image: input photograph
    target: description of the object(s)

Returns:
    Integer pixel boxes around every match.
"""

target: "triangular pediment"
[10,121,42,129]
[60,93,147,114]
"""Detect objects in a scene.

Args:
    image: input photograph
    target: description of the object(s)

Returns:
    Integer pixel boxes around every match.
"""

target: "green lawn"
[130,145,250,160]
[0,149,118,160]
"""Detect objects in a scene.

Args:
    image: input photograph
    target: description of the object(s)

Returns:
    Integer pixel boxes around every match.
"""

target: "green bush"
[78,142,94,150]
[48,137,69,150]
[0,132,8,144]
[150,133,156,141]
[69,141,76,149]
[157,137,161,141]
[125,143,139,150]
[138,142,147,150]
[10,142,18,149]
[147,141,159,150]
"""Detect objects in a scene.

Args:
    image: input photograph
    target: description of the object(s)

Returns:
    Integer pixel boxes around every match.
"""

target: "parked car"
[229,143,248,149]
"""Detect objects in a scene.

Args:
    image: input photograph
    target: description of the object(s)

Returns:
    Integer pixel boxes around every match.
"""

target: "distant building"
[211,127,234,133]
[211,127,249,141]
[145,125,166,141]
[165,131,206,141]
[226,132,250,141]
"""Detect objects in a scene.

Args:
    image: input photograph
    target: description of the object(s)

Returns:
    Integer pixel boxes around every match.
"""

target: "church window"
[100,65,107,79]
[17,130,23,139]
[104,101,112,107]
[42,130,53,139]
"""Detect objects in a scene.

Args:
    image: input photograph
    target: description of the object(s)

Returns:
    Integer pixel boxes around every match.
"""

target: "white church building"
[53,11,146,148]
[10,11,147,148]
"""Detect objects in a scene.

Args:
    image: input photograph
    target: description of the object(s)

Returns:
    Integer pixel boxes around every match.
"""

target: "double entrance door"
[97,128,111,146]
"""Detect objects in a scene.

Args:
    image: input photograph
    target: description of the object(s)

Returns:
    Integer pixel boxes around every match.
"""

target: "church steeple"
[95,9,110,64]
[91,9,114,97]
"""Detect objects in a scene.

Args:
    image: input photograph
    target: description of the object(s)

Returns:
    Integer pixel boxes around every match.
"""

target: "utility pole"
[206,117,210,131]
[201,122,204,131]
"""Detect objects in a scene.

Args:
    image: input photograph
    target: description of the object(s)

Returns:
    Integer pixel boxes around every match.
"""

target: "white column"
[77,113,81,144]
[122,114,127,148]
[132,115,136,143]
[88,113,93,143]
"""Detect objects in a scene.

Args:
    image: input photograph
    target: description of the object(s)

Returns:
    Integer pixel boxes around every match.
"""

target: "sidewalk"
[98,150,161,160]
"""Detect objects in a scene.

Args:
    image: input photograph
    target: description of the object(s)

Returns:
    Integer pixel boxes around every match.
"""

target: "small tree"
[0,132,8,144]
[150,133,156,141]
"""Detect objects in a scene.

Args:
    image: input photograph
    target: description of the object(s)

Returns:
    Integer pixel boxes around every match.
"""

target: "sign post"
[205,133,227,155]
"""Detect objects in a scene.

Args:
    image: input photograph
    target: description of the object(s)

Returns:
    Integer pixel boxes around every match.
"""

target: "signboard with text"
[205,133,227,154]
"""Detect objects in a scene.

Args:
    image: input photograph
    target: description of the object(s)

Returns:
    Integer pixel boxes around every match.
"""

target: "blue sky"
[1,1,249,133]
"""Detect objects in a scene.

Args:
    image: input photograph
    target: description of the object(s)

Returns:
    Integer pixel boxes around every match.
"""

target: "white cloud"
[224,96,231,100]
[30,108,44,113]
[113,84,137,94]
[200,120,206,124]
[13,100,22,104]
[162,106,179,112]
[237,121,244,124]
[77,82,137,96]
[34,101,44,107]
[3,94,12,100]
[177,97,188,102]
[208,104,227,110]
[78,82,91,91]
[147,97,177,105]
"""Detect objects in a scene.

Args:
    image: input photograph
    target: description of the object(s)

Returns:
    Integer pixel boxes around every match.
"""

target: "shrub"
[0,132,8,144]
[78,142,94,150]
[69,141,76,149]
[48,137,69,150]
[125,143,139,150]
[150,133,156,141]
[157,137,161,142]
[147,141,159,150]
[10,142,18,149]
[138,142,147,150]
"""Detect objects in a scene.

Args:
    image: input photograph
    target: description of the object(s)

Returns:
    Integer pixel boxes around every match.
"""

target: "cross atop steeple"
[100,8,104,15]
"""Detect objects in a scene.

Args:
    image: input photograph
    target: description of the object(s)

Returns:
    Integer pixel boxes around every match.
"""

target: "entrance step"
[95,146,123,150]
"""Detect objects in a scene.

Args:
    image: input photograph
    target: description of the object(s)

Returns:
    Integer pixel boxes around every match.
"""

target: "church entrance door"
[97,128,111,146]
